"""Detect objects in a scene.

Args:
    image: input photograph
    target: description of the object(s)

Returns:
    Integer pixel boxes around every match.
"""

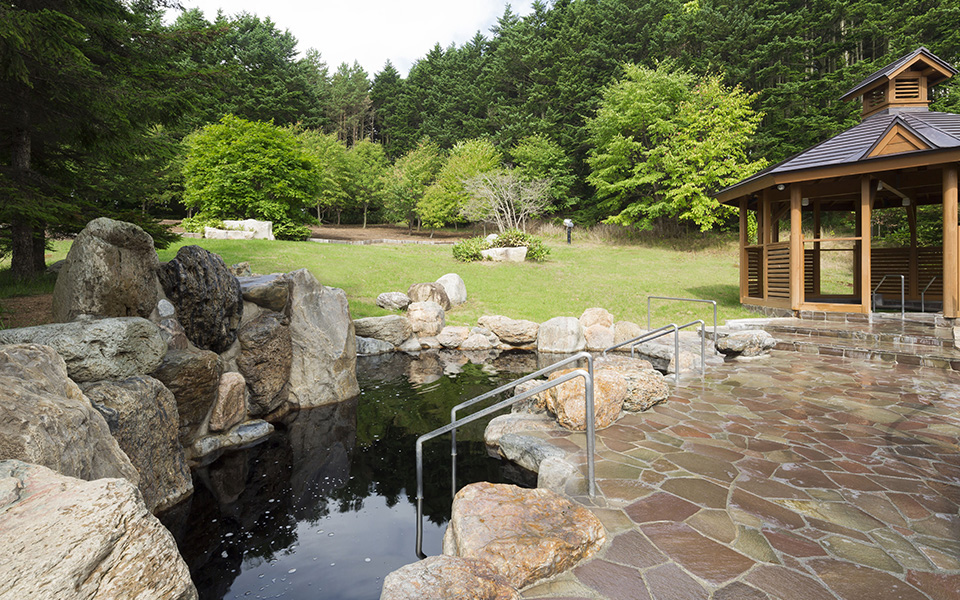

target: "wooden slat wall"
[766,242,790,299]
[870,247,943,300]
[804,250,815,293]
[747,247,762,298]
[918,247,943,299]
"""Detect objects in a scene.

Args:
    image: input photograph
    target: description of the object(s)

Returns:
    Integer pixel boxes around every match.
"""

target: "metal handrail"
[922,276,937,313]
[872,274,905,318]
[647,296,717,342]
[604,324,679,383]
[415,352,596,559]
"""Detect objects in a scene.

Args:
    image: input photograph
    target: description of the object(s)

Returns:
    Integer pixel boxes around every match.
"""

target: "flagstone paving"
[520,350,960,600]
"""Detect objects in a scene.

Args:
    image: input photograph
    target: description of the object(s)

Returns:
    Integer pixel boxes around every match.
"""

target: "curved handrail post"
[872,274,905,318]
[419,352,597,558]
[922,276,937,313]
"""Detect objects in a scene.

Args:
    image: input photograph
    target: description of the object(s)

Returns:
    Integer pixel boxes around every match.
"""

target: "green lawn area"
[2,235,756,329]
[150,236,754,329]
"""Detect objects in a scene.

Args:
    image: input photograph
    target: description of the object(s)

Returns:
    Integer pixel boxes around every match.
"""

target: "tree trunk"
[10,102,39,280]
[32,225,46,272]
[362,202,368,228]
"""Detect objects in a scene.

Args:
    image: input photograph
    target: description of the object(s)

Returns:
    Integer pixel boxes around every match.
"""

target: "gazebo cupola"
[840,47,956,119]
[717,47,960,320]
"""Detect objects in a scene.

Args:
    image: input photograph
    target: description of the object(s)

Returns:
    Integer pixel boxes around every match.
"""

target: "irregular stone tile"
[905,570,960,600]
[733,526,779,563]
[821,536,902,573]
[827,471,886,492]
[849,494,909,528]
[774,499,884,532]
[644,563,708,600]
[743,565,837,600]
[639,522,755,585]
[736,457,779,478]
[594,461,644,480]
[917,544,960,570]
[598,480,655,504]
[730,489,805,530]
[686,509,737,544]
[572,559,650,600]
[604,530,668,569]
[665,452,738,483]
[660,478,729,509]
[624,492,700,524]
[912,513,960,538]
[590,508,638,535]
[869,530,935,571]
[772,463,838,489]
[808,559,929,600]
[736,475,811,500]
[711,581,771,600]
[762,529,826,558]
[804,517,872,542]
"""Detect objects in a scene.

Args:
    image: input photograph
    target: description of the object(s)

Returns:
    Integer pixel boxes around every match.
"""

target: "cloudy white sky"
[171,0,537,77]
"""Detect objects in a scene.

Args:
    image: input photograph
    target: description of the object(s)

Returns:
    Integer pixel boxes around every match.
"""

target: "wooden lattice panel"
[766,243,790,299]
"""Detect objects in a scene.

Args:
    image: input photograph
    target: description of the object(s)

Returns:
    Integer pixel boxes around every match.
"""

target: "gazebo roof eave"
[716,146,960,205]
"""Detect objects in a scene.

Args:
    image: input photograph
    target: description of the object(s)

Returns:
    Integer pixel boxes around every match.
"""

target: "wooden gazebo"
[718,47,960,320]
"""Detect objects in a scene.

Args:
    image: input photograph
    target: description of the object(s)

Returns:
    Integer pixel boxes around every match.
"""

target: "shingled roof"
[840,46,957,102]
[716,47,960,204]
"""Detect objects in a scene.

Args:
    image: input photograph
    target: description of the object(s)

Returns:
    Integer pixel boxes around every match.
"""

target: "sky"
[171,0,537,77]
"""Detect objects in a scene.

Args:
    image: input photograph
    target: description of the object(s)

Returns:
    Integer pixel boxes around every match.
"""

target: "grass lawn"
[149,235,755,329]
[2,234,756,329]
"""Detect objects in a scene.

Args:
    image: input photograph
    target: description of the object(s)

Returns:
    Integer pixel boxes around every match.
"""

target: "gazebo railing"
[872,274,905,318]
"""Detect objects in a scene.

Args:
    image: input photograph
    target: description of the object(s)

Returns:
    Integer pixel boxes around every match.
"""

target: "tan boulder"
[477,316,538,346]
[210,372,247,432]
[546,368,626,430]
[407,301,445,337]
[380,555,518,600]
[442,482,605,589]
[408,282,452,310]
[437,326,470,349]
[594,354,668,411]
[0,460,197,600]
[613,320,645,349]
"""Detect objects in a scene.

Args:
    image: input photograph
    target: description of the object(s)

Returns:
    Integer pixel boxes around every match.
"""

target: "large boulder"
[594,354,669,412]
[51,217,160,322]
[356,336,396,356]
[716,329,778,357]
[236,311,292,416]
[613,320,645,349]
[437,326,471,349]
[0,318,165,383]
[436,273,467,306]
[381,555,519,600]
[408,282,452,310]
[150,347,222,441]
[158,245,243,354]
[407,301,446,337]
[209,372,247,432]
[497,433,565,473]
[353,315,413,346]
[238,273,289,312]
[0,460,198,600]
[442,482,605,589]
[536,317,585,354]
[483,413,558,447]
[0,344,139,483]
[222,218,274,240]
[480,247,527,262]
[285,269,360,408]
[80,376,193,513]
[376,292,411,311]
[545,368,626,430]
[580,307,615,351]
[477,316,539,346]
[459,327,498,351]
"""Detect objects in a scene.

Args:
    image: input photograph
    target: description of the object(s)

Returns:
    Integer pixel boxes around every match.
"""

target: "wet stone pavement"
[520,350,960,600]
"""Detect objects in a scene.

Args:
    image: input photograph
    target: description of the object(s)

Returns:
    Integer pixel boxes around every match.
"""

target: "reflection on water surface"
[163,351,538,600]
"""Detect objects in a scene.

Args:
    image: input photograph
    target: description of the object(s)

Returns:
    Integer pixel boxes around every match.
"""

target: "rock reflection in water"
[167,351,533,600]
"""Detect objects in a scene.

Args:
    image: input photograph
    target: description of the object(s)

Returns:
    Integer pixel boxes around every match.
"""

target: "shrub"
[181,215,226,233]
[273,222,312,241]
[490,229,550,262]
[452,236,490,262]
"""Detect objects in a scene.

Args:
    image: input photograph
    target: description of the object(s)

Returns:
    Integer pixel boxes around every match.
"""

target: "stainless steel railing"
[415,351,596,559]
[602,320,705,383]
[921,276,937,313]
[647,296,717,342]
[872,274,905,318]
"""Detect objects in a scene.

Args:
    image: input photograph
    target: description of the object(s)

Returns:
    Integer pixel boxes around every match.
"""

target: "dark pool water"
[162,351,539,600]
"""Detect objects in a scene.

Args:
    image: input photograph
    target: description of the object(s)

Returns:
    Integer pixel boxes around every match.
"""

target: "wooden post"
[907,202,919,300]
[943,165,959,318]
[813,200,822,297]
[739,197,749,302]
[860,176,873,313]
[761,189,771,300]
[790,185,803,310]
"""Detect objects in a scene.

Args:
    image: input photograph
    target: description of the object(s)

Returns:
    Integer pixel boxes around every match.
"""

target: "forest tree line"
[3,0,960,278]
